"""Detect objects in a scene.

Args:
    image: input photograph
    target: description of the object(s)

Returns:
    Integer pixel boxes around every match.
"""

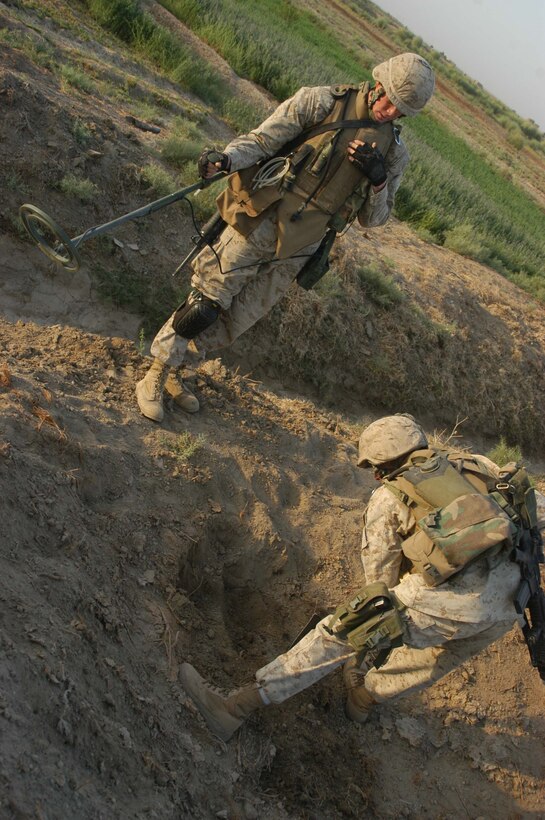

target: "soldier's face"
[370,84,402,123]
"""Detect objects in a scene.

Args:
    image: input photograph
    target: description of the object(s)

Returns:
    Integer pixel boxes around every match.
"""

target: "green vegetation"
[0,27,55,68]
[83,0,226,106]
[5,210,28,241]
[159,0,368,99]
[356,262,404,308]
[161,135,202,169]
[317,261,403,310]
[137,326,146,356]
[135,160,224,222]
[137,163,179,196]
[59,63,96,94]
[396,118,545,286]
[158,431,205,461]
[92,257,182,333]
[71,117,94,146]
[221,98,267,136]
[160,118,203,169]
[126,100,165,126]
[58,174,99,202]
[486,437,524,468]
[4,171,27,194]
[188,179,227,222]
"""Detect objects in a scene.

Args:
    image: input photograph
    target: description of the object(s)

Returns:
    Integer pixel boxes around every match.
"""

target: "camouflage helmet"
[357,414,428,468]
[372,52,435,117]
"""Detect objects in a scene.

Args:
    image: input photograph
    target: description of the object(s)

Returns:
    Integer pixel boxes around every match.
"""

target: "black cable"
[179,192,316,277]
[217,250,314,276]
[179,193,225,275]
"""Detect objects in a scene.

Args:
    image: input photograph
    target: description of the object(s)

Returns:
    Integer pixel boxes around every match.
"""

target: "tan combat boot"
[136,358,169,422]
[165,369,200,413]
[343,658,377,724]
[180,663,266,741]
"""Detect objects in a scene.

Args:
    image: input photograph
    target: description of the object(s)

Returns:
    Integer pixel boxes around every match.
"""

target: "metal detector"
[19,172,225,273]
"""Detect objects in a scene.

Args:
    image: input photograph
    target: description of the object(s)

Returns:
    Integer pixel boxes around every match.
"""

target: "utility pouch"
[326,582,404,670]
[296,228,336,291]
[282,144,314,192]
[402,493,516,586]
[307,137,335,177]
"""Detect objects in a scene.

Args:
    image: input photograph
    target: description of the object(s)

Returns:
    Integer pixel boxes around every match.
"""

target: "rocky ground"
[1,2,545,818]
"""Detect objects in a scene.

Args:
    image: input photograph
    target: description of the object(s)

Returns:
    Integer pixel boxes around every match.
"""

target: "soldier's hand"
[197,148,231,179]
[347,140,387,188]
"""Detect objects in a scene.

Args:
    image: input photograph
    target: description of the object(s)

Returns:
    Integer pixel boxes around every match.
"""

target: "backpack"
[382,448,523,586]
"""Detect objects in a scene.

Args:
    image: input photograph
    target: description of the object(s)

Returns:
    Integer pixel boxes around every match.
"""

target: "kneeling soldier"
[181,414,545,740]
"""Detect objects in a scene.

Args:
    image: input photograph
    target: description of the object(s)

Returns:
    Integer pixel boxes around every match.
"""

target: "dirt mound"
[2,318,545,819]
[228,218,545,452]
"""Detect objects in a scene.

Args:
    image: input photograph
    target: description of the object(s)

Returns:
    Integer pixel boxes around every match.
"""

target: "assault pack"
[384,448,545,679]
[383,448,519,586]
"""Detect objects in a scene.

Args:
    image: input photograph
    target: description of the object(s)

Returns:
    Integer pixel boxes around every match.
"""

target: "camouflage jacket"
[223,85,409,228]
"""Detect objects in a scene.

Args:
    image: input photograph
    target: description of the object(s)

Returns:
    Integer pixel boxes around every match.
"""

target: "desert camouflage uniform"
[150,85,409,367]
[256,459,543,705]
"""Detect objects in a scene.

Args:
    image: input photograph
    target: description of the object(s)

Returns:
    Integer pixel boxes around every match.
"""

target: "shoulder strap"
[382,448,493,518]
[282,88,394,156]
[381,448,440,508]
[284,118,398,157]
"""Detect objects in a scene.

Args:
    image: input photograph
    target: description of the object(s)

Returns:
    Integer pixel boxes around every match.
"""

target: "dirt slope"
[2,319,545,820]
[1,2,545,819]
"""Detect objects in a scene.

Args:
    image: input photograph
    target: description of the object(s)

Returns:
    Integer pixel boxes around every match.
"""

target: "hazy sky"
[374,0,545,131]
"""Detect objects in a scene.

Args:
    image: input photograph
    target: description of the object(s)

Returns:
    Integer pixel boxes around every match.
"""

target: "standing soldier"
[136,53,435,421]
[179,415,545,741]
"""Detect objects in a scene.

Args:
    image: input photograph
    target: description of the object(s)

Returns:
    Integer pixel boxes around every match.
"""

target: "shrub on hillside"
[443,223,485,260]
[487,437,523,468]
[161,136,202,169]
[58,174,99,202]
[138,163,178,197]
[356,263,404,308]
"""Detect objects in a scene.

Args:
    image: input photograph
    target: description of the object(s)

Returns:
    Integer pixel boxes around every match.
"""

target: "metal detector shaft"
[72,173,224,247]
[20,172,225,272]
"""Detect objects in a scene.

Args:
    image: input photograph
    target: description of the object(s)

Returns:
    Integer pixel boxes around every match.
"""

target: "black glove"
[350,143,387,187]
[197,148,230,179]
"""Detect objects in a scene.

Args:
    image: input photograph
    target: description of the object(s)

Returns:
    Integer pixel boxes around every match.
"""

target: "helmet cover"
[372,52,435,116]
[358,414,428,467]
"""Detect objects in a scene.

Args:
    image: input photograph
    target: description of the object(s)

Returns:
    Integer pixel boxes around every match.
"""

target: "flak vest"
[216,82,397,259]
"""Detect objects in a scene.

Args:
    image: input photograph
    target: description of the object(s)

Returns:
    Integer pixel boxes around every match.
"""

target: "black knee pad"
[172,290,221,339]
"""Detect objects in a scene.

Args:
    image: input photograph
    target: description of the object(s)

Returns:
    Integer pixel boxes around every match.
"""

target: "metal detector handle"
[172,212,227,276]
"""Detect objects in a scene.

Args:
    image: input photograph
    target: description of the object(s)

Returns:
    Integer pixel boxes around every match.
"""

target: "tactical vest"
[216,83,397,259]
[383,448,521,586]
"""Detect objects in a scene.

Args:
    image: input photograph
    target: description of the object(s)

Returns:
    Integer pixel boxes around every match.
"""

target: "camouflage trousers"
[150,215,320,367]
[255,596,519,705]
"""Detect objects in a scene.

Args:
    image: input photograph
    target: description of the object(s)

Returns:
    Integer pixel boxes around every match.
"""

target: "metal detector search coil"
[19,172,225,272]
[20,204,82,272]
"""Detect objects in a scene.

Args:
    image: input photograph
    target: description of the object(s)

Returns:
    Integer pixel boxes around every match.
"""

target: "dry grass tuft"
[0,364,13,388]
[31,404,67,441]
